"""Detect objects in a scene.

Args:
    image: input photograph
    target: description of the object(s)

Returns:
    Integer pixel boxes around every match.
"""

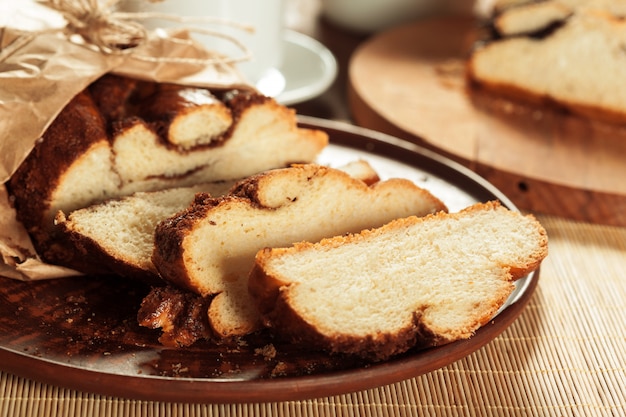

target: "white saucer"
[270,31,338,106]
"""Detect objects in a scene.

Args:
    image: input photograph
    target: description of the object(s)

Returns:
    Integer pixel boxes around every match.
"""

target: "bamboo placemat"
[1,214,625,417]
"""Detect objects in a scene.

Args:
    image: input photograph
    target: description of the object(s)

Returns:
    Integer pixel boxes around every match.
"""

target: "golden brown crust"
[7,90,108,254]
[248,248,288,316]
[139,84,217,118]
[150,193,222,291]
[225,90,272,119]
[466,64,626,125]
[227,169,284,207]
[249,260,446,361]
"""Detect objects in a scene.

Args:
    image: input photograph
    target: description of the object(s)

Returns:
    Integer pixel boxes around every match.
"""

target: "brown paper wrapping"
[0,2,254,281]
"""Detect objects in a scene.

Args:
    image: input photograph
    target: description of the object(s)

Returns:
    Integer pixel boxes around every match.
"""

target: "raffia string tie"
[7,0,254,65]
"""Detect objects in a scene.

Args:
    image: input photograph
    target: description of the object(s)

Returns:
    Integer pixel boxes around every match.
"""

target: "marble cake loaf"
[7,74,327,272]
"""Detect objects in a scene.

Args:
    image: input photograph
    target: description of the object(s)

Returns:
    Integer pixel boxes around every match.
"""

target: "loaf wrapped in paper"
[0,0,255,280]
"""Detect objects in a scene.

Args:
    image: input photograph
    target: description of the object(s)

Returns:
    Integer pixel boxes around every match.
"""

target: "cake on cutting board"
[467,0,626,125]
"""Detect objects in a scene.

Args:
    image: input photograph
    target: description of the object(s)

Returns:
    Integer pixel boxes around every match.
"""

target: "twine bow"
[1,0,253,65]
[43,0,148,51]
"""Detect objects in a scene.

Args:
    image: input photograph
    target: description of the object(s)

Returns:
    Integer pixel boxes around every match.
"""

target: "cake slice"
[151,163,447,338]
[468,2,626,125]
[54,182,233,282]
[249,201,548,361]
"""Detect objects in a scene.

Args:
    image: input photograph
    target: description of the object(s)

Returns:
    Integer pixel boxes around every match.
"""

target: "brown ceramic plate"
[0,117,538,403]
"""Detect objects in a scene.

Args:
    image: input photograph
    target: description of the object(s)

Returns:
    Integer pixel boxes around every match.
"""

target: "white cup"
[120,0,286,95]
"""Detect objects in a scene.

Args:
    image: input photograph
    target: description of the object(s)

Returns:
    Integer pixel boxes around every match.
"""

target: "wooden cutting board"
[348,16,626,226]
